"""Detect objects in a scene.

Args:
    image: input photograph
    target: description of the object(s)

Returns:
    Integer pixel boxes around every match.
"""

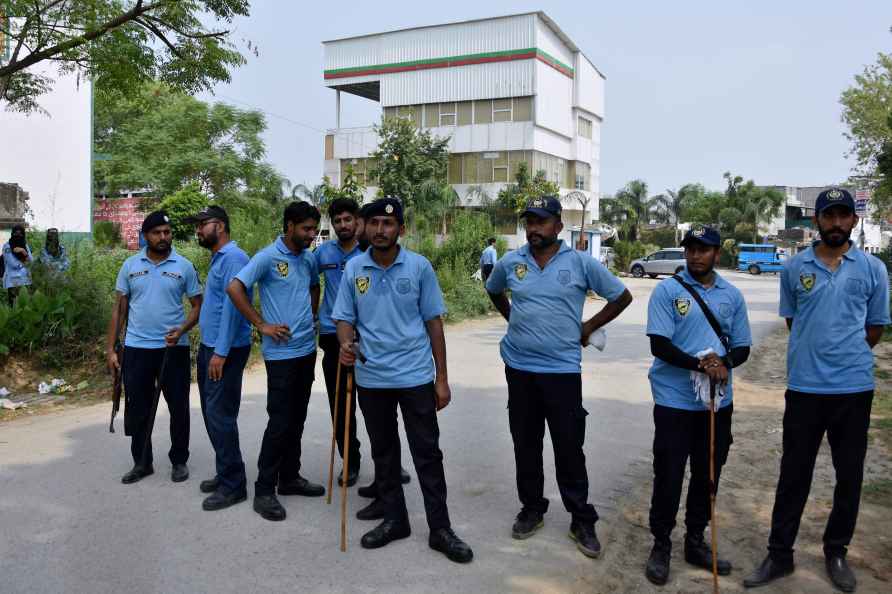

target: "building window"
[493,166,509,182]
[513,97,533,121]
[423,104,438,128]
[474,100,492,124]
[457,101,473,126]
[578,116,593,139]
[439,102,457,126]
[575,176,585,190]
[447,154,462,184]
[493,98,512,122]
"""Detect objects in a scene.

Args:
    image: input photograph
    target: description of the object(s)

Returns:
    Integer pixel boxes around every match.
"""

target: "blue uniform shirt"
[779,244,890,395]
[3,243,32,289]
[199,241,252,357]
[314,239,361,335]
[485,241,627,374]
[115,248,202,349]
[480,245,497,267]
[331,246,446,389]
[39,246,70,272]
[235,236,319,361]
[646,269,752,410]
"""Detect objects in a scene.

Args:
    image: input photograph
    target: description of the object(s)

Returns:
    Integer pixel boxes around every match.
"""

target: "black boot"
[645,543,671,586]
[429,527,473,563]
[684,533,732,575]
[743,555,794,588]
[338,466,359,488]
[253,494,286,521]
[278,475,325,497]
[171,463,189,483]
[199,477,219,494]
[360,519,411,549]
[121,465,154,484]
[568,522,601,558]
[826,555,856,592]
[202,489,247,511]
[511,509,544,540]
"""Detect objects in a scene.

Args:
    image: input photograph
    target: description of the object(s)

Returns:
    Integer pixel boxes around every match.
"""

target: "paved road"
[0,272,782,593]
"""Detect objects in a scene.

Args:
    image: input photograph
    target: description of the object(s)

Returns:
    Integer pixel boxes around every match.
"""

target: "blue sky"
[201,0,892,197]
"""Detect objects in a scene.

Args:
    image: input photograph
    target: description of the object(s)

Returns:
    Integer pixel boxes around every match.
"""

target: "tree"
[319,167,365,205]
[158,181,209,240]
[840,50,892,174]
[369,115,450,223]
[609,180,665,242]
[291,182,326,207]
[0,0,250,113]
[94,83,286,203]
[416,180,460,236]
[723,172,784,243]
[874,114,892,219]
[654,184,700,244]
[497,162,560,213]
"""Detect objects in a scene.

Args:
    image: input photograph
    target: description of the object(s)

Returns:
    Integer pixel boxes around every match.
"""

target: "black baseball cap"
[141,211,171,234]
[814,188,855,215]
[681,225,721,247]
[183,205,229,226]
[364,197,404,224]
[521,195,562,219]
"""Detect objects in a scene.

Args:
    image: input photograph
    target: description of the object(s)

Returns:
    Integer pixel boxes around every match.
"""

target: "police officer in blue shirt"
[332,197,473,564]
[106,211,203,485]
[185,206,253,512]
[479,237,498,282]
[315,198,364,487]
[644,226,752,585]
[486,195,632,559]
[227,201,325,522]
[3,224,33,305]
[745,188,891,592]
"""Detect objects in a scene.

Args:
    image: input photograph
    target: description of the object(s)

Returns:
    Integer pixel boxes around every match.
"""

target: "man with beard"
[314,198,363,487]
[332,197,473,563]
[644,226,751,586]
[186,206,252,511]
[107,211,203,484]
[39,228,70,273]
[227,201,325,522]
[3,224,33,304]
[745,188,890,592]
[355,203,372,252]
[486,195,632,559]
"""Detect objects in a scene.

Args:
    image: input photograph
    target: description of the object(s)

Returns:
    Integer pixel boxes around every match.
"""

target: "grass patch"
[863,479,892,505]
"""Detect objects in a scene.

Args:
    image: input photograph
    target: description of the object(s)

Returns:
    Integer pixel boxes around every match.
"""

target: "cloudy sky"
[200,0,892,197]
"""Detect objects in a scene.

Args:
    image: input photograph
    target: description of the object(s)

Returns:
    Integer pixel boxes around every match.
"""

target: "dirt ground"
[586,330,892,593]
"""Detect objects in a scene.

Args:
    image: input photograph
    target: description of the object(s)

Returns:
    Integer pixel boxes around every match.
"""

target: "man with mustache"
[332,197,473,563]
[3,224,33,304]
[486,195,632,559]
[107,211,203,484]
[227,201,325,522]
[745,188,890,592]
[187,205,252,511]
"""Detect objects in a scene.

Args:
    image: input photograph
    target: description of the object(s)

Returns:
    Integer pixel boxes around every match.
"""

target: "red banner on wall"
[93,196,147,250]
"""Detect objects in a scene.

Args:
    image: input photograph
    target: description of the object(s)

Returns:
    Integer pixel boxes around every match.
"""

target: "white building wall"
[574,56,605,119]
[380,60,534,106]
[534,17,574,67]
[534,61,573,138]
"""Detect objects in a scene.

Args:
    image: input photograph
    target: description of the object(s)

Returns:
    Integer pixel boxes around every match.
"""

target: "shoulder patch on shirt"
[397,278,411,294]
[558,269,571,285]
[718,302,732,318]
[800,273,815,292]
[161,271,183,280]
[320,263,338,271]
[356,276,370,294]
[129,269,149,279]
[514,263,528,280]
[276,261,289,278]
[674,297,691,316]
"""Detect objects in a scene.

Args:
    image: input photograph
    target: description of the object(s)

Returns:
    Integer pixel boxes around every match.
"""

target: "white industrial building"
[322,12,605,252]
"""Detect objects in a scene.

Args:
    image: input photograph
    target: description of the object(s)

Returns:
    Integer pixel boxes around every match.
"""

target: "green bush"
[613,240,659,272]
[639,226,678,248]
[93,220,123,248]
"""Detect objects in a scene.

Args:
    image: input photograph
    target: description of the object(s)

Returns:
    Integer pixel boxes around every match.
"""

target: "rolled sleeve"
[585,256,626,302]
[419,261,447,321]
[778,263,796,318]
[867,260,891,326]
[646,285,675,339]
[485,260,508,294]
[331,271,357,325]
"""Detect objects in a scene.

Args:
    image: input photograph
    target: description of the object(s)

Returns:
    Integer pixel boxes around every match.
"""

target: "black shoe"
[743,555,795,588]
[400,467,411,484]
[253,494,286,521]
[277,475,325,497]
[199,477,219,494]
[356,498,388,521]
[202,489,247,511]
[645,544,671,586]
[360,519,411,549]
[338,467,360,488]
[357,482,377,499]
[826,556,856,592]
[429,527,474,563]
[684,533,732,576]
[569,522,602,558]
[171,464,189,483]
[511,509,544,540]
[121,465,154,484]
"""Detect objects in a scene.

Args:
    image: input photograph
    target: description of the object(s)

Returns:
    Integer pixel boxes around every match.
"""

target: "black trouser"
[197,344,251,495]
[481,264,494,283]
[319,333,361,471]
[505,366,597,525]
[648,403,733,549]
[358,382,451,531]
[122,345,191,467]
[768,390,873,564]
[255,353,316,496]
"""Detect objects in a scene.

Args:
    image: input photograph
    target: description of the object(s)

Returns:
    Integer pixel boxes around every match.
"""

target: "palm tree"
[417,180,460,236]
[655,184,700,245]
[612,180,665,242]
[291,182,326,207]
[742,187,785,243]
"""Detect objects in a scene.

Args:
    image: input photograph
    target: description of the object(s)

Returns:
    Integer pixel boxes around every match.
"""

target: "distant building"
[0,182,29,243]
[322,11,605,252]
[93,191,152,249]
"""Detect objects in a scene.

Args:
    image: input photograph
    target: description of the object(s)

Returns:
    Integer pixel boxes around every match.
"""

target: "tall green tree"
[605,180,665,242]
[0,1,250,113]
[158,181,209,240]
[319,167,366,205]
[723,172,784,243]
[497,162,560,213]
[94,83,286,203]
[840,50,892,174]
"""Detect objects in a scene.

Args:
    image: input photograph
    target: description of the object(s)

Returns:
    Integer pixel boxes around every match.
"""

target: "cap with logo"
[680,225,721,247]
[520,195,562,219]
[364,197,404,224]
[183,205,230,226]
[141,210,171,234]
[814,188,855,215]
